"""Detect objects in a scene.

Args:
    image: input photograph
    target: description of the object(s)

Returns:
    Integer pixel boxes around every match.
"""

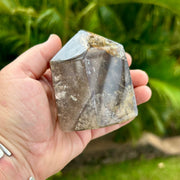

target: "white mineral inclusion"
[55,91,66,100]
[70,95,78,101]
[54,75,61,82]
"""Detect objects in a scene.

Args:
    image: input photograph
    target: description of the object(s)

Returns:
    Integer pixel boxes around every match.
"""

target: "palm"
[13,75,87,178]
[0,35,151,179]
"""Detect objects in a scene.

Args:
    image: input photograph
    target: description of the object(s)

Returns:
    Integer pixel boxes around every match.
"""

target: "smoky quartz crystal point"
[50,30,138,131]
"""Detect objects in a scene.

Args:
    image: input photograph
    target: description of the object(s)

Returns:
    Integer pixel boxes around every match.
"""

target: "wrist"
[0,137,36,180]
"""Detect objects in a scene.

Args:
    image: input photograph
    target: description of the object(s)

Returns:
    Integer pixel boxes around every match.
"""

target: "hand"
[0,35,151,180]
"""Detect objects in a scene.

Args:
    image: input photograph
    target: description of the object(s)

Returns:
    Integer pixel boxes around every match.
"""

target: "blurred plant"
[0,0,180,141]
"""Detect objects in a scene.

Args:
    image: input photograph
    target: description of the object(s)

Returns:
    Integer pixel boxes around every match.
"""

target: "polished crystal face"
[50,30,138,131]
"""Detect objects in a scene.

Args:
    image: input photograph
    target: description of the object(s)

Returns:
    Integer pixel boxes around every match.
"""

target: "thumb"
[7,34,62,79]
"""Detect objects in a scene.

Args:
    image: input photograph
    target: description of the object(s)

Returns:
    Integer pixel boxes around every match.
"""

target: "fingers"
[43,69,52,84]
[125,52,132,67]
[135,85,152,105]
[75,119,132,145]
[130,70,149,87]
[78,54,151,142]
[90,120,132,140]
[90,86,152,139]
[15,34,61,79]
[89,86,151,139]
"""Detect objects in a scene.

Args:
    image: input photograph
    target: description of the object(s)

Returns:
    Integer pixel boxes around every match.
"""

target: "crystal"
[50,30,138,131]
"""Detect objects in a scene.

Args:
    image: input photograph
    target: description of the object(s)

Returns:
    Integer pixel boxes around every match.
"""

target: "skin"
[0,35,151,180]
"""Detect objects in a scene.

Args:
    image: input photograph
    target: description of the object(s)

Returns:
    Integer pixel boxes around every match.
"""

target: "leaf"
[12,7,37,17]
[147,105,165,134]
[95,0,180,16]
[0,0,16,14]
[150,78,180,108]
[0,30,26,53]
[0,0,36,16]
[174,63,180,76]
[77,1,96,21]
[36,8,63,34]
[98,6,126,33]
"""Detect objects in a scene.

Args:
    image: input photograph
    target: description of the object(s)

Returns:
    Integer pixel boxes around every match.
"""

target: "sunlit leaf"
[77,1,96,21]
[95,0,180,16]
[36,8,63,34]
[150,78,180,108]
[0,0,16,14]
[147,105,165,134]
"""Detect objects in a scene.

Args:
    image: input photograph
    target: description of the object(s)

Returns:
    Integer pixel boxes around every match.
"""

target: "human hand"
[0,35,151,180]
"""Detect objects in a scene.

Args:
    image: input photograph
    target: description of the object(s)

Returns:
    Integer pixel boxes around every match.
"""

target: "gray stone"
[50,30,138,131]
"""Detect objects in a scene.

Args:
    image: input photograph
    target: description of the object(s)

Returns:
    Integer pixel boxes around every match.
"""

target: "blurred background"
[0,0,180,179]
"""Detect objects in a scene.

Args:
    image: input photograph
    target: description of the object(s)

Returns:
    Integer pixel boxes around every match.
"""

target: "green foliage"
[50,157,180,180]
[95,0,180,15]
[0,0,180,140]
